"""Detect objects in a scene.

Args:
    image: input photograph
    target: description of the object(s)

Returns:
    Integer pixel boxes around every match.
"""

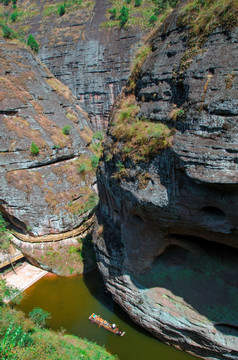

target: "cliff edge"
[95,2,238,359]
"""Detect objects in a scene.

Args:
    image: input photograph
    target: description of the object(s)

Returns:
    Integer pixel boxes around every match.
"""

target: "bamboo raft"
[89,313,125,336]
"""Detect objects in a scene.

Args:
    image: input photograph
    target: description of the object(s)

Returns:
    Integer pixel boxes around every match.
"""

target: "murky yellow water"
[19,269,198,360]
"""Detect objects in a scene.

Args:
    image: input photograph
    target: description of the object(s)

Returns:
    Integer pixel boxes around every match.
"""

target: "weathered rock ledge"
[94,13,238,360]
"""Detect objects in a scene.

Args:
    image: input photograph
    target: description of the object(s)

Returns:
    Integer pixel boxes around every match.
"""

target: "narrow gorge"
[0,0,238,359]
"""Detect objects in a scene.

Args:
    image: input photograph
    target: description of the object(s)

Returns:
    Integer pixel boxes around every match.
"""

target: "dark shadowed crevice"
[28,154,76,169]
[200,206,226,223]
[0,205,27,233]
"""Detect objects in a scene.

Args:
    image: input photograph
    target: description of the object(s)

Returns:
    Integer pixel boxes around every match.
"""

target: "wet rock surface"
[0,41,95,236]
[95,17,238,360]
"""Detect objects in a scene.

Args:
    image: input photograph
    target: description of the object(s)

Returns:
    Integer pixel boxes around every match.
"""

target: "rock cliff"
[95,4,238,359]
[10,0,145,130]
[0,40,97,237]
[39,0,144,130]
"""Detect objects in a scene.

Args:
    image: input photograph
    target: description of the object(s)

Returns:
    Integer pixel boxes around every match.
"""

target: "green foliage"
[91,155,100,169]
[149,14,157,25]
[92,131,104,140]
[68,246,77,254]
[0,213,7,234]
[29,307,51,329]
[109,8,116,19]
[3,0,11,5]
[84,193,99,213]
[0,321,33,357]
[153,0,168,15]
[112,95,174,162]
[1,25,13,39]
[126,0,131,3]
[0,280,117,359]
[116,161,125,172]
[27,34,39,53]
[129,44,152,90]
[58,4,65,16]
[30,141,39,155]
[178,0,238,48]
[135,0,142,7]
[119,5,129,27]
[10,11,18,22]
[0,279,22,305]
[78,163,88,173]
[62,125,71,135]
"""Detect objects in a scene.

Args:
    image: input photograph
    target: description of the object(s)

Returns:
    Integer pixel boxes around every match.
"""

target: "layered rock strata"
[95,11,238,360]
[0,41,96,236]
[13,0,144,129]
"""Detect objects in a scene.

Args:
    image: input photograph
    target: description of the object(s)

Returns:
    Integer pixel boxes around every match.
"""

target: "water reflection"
[18,269,197,360]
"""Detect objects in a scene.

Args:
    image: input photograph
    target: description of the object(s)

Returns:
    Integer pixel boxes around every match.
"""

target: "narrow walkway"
[1,262,48,297]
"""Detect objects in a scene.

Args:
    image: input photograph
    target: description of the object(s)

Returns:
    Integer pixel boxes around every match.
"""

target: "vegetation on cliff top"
[105,0,237,176]
[109,94,174,165]
[176,0,238,72]
[0,0,95,45]
[101,0,174,29]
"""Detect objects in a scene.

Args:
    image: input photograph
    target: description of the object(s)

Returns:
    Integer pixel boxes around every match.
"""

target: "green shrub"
[0,212,7,234]
[29,307,51,328]
[116,161,125,171]
[169,0,178,7]
[84,193,99,213]
[58,4,65,16]
[154,0,168,15]
[134,0,142,7]
[62,125,71,135]
[27,34,39,53]
[30,142,39,155]
[92,131,103,140]
[10,11,18,22]
[109,8,116,19]
[78,163,88,173]
[3,0,11,5]
[149,15,157,26]
[119,6,129,27]
[68,246,77,254]
[1,321,33,355]
[126,0,131,3]
[91,155,99,169]
[1,25,13,39]
[0,279,23,305]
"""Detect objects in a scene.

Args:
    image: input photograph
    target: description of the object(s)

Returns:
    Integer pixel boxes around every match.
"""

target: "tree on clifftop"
[119,6,129,27]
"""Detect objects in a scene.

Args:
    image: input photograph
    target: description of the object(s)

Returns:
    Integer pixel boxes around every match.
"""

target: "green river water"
[18,269,198,360]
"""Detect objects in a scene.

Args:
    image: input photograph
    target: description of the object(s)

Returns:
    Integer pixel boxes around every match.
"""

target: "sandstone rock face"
[35,0,143,130]
[0,41,96,236]
[95,15,238,360]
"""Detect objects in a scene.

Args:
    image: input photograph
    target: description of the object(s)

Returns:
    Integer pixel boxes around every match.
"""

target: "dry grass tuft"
[111,94,174,162]
[46,77,73,101]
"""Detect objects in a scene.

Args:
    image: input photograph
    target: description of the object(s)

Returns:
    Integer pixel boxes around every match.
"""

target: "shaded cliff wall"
[94,6,238,359]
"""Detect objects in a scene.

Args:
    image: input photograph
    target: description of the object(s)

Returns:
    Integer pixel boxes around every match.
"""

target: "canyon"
[0,0,238,358]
